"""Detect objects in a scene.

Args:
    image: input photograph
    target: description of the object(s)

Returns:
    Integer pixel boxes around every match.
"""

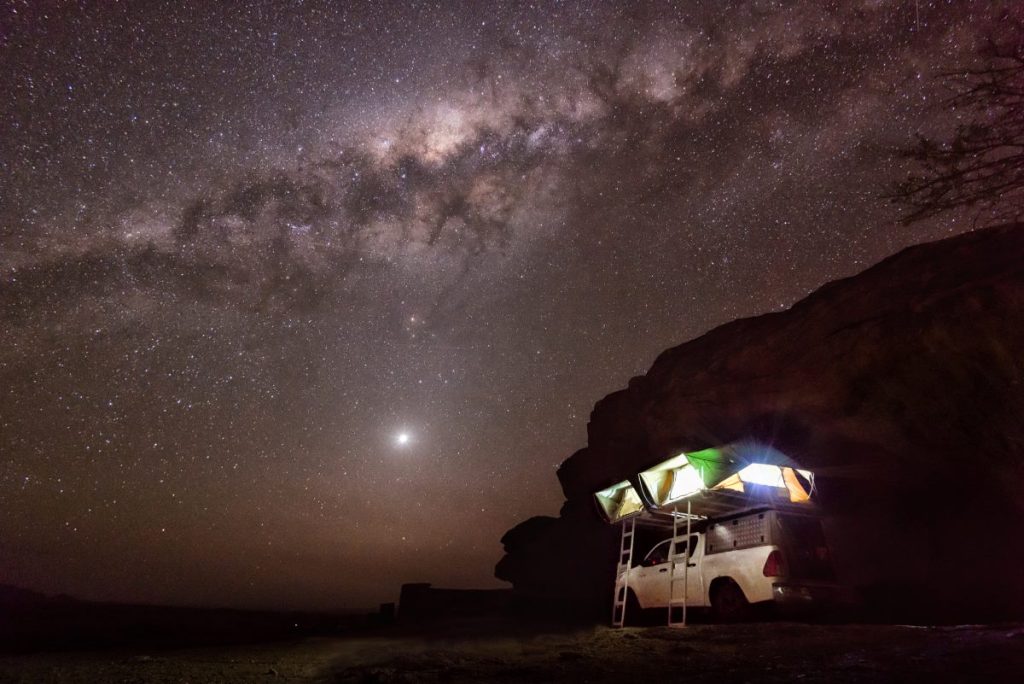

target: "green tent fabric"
[594,479,645,523]
[630,440,815,517]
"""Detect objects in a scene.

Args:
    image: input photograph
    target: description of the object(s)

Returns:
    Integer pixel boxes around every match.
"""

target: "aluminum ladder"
[611,516,636,627]
[668,501,693,628]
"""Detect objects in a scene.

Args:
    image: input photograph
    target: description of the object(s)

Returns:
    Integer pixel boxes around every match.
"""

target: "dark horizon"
[0,1,1008,612]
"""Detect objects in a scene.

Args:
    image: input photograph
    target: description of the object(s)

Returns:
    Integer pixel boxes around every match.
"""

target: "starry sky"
[0,1,1008,611]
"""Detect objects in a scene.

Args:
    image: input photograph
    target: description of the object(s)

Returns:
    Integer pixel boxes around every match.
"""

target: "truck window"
[644,540,671,565]
[645,535,700,566]
[671,535,699,557]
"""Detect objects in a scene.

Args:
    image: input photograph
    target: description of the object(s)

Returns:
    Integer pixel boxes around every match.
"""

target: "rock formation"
[496,223,1024,621]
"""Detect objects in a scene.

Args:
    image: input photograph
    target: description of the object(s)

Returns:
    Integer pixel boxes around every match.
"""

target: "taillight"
[763,550,787,577]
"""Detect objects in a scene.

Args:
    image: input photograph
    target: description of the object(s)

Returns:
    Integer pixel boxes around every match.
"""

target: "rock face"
[496,223,1024,621]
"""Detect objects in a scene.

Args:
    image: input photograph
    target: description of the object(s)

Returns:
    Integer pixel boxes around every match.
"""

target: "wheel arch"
[709,575,747,602]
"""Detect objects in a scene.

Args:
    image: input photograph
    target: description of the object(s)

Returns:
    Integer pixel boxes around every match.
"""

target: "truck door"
[633,539,672,608]
[669,535,704,607]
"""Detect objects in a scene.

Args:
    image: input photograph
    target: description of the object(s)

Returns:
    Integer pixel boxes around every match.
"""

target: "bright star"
[395,432,411,446]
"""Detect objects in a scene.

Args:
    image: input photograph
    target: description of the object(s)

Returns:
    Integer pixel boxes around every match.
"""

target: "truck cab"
[629,534,706,610]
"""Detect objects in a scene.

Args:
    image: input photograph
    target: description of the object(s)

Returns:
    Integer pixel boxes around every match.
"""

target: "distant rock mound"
[496,223,1024,621]
[0,584,54,607]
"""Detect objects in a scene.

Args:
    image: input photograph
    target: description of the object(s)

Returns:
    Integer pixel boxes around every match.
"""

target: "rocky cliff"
[496,223,1024,620]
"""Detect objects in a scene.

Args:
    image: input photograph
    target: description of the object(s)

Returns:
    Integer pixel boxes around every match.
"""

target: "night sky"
[0,1,1004,611]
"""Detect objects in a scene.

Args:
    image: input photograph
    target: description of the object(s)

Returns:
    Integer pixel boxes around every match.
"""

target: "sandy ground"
[2,622,1023,683]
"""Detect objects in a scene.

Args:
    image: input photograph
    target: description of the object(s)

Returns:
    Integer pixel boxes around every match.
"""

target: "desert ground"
[2,621,1023,683]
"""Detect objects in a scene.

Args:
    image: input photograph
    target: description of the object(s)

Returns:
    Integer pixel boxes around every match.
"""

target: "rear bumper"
[771,582,854,612]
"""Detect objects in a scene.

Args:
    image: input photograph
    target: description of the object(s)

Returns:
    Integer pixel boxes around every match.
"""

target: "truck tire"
[711,580,750,623]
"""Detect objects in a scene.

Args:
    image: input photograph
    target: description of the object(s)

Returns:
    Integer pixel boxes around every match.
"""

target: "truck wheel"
[711,580,750,623]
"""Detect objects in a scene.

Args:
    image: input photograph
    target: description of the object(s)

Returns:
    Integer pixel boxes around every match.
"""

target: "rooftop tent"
[705,440,815,503]
[594,479,645,523]
[626,441,816,517]
[712,463,813,503]
[636,446,739,508]
[595,441,817,525]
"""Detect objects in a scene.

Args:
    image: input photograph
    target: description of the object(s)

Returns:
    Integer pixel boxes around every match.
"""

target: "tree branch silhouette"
[887,29,1024,226]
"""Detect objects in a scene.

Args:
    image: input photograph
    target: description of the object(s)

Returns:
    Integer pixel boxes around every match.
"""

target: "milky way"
[0,1,1009,610]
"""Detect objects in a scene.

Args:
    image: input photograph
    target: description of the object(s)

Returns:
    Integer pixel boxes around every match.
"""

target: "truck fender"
[708,576,751,622]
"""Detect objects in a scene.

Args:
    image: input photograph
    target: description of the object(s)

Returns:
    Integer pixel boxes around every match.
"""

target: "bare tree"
[888,32,1024,226]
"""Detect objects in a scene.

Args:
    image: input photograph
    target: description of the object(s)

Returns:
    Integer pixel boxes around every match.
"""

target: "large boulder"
[498,223,1024,621]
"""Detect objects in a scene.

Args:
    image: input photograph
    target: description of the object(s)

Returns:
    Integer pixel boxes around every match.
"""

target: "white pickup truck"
[616,508,841,622]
